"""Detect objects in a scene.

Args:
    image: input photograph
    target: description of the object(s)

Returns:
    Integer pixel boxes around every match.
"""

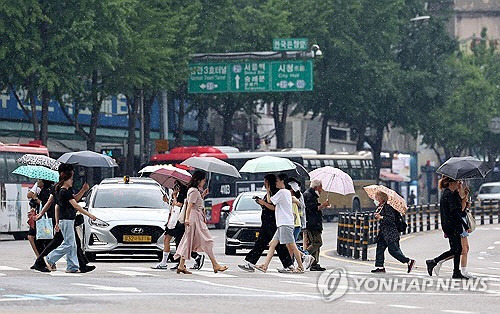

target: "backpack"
[395,211,407,233]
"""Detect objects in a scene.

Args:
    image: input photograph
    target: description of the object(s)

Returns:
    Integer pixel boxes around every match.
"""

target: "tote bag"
[36,215,54,240]
[466,209,476,233]
[167,205,181,229]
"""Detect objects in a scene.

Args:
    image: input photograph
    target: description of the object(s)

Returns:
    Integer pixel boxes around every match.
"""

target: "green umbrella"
[13,165,59,182]
[239,156,297,173]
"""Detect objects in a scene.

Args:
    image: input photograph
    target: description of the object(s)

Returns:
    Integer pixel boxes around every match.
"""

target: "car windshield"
[479,186,500,194]
[92,185,168,209]
[235,194,266,211]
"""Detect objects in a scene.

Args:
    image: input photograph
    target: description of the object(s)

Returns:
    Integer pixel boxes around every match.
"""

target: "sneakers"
[371,267,386,273]
[191,255,205,270]
[80,265,96,273]
[43,257,56,272]
[277,266,295,273]
[426,259,436,276]
[310,264,326,271]
[407,259,416,274]
[33,263,50,273]
[151,263,169,270]
[238,263,255,272]
[452,272,470,280]
[462,271,475,278]
[65,269,80,273]
[302,255,315,270]
[434,261,443,276]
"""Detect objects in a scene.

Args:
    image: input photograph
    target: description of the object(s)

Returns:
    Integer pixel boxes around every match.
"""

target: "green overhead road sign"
[273,38,309,51]
[188,63,229,93]
[229,62,270,92]
[188,60,313,93]
[271,60,313,92]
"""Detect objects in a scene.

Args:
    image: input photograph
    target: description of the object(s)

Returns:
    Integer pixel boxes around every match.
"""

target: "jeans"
[433,230,462,273]
[46,220,79,271]
[375,236,410,267]
[293,226,301,242]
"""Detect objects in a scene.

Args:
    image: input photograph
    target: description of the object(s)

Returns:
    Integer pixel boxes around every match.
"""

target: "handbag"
[177,201,187,224]
[36,214,54,240]
[167,205,181,229]
[466,209,476,233]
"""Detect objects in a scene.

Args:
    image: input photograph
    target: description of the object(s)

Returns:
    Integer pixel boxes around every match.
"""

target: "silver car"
[477,182,500,204]
[81,177,169,261]
[225,191,266,255]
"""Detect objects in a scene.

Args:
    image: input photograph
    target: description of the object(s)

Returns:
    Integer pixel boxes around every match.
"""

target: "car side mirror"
[221,205,230,213]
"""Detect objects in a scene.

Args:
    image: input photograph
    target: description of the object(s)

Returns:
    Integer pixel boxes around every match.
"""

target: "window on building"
[329,127,348,141]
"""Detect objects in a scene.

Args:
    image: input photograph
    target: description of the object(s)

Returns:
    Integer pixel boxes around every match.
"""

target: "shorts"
[272,225,295,244]
[164,225,176,237]
[28,227,36,237]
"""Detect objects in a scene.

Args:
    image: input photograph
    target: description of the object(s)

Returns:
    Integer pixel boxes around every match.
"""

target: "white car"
[81,177,169,261]
[476,182,500,204]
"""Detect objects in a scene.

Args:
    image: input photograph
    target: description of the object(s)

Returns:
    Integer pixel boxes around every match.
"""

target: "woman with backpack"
[371,191,415,274]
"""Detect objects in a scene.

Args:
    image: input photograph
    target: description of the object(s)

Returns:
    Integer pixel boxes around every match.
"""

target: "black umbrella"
[436,156,491,180]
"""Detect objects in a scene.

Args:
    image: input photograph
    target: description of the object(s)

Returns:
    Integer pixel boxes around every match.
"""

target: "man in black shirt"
[303,180,330,271]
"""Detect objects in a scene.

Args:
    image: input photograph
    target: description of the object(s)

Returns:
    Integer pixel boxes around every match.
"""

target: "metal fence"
[337,200,500,261]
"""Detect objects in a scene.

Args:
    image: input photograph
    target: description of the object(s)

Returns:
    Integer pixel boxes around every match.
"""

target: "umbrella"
[13,165,59,182]
[309,166,354,195]
[139,165,173,175]
[293,162,310,179]
[150,166,192,189]
[181,157,241,178]
[239,156,296,173]
[57,150,118,168]
[436,156,491,180]
[17,154,61,171]
[363,185,407,214]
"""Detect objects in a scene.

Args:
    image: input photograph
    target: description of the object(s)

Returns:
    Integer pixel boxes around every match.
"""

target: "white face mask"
[374,200,380,207]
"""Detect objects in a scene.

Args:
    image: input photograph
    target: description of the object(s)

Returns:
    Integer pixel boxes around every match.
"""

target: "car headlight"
[89,218,109,228]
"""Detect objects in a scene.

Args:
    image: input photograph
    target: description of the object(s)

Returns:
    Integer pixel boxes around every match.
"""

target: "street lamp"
[311,44,323,57]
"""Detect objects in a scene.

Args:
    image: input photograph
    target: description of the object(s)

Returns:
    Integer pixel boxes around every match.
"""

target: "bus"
[301,152,377,216]
[150,146,309,228]
[0,141,50,239]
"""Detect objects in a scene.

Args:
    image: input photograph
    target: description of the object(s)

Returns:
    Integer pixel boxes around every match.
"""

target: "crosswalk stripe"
[0,273,5,277]
[108,270,158,277]
[49,272,82,277]
[193,271,237,278]
[0,266,21,271]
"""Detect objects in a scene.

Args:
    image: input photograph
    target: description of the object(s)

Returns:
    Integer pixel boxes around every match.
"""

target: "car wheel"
[225,245,236,255]
[85,252,96,262]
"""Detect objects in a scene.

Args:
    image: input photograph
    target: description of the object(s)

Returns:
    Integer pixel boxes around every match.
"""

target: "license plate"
[123,235,152,243]
[255,231,259,239]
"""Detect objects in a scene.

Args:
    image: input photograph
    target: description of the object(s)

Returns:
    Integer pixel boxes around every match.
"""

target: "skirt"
[174,208,213,260]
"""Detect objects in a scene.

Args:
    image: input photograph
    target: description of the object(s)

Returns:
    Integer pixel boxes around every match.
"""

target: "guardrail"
[337,200,500,261]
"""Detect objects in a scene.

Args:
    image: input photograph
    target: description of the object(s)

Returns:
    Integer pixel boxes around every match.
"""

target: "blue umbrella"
[13,165,59,182]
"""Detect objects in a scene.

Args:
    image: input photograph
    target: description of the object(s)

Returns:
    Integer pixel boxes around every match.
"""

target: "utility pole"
[139,89,145,165]
[162,91,169,141]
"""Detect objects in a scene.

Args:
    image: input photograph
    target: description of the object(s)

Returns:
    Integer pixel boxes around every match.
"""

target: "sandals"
[176,267,192,275]
[213,265,228,273]
[254,264,268,273]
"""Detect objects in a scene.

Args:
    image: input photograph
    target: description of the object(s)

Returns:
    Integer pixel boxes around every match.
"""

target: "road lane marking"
[0,266,20,271]
[494,241,500,245]
[1,294,66,301]
[345,300,375,304]
[478,257,485,260]
[72,283,141,292]
[388,304,423,309]
[0,273,5,277]
[178,279,322,299]
[441,310,478,314]
[193,271,237,278]
[49,272,82,277]
[487,246,495,250]
[108,271,159,277]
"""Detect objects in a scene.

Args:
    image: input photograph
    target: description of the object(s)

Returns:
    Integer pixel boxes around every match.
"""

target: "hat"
[289,181,300,192]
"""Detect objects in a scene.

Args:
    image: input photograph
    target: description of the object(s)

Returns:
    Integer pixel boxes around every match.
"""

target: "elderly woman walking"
[371,191,415,274]
[174,170,228,274]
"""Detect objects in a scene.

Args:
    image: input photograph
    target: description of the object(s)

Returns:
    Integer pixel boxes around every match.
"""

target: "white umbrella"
[239,156,296,173]
[308,166,355,195]
[139,165,174,175]
[181,157,241,178]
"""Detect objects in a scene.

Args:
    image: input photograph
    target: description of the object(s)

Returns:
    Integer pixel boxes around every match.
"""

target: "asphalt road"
[1,223,499,313]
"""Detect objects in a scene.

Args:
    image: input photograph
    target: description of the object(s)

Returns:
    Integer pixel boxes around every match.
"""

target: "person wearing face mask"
[371,191,415,274]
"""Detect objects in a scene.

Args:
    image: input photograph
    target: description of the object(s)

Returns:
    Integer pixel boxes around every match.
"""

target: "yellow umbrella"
[363,185,408,214]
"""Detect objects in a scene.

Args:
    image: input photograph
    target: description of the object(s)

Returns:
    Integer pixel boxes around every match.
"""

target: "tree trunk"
[367,125,385,184]
[355,127,366,151]
[320,115,329,154]
[220,95,235,146]
[29,90,40,140]
[273,94,289,149]
[143,93,154,162]
[197,101,208,145]
[40,89,50,146]
[126,92,139,175]
[174,86,185,148]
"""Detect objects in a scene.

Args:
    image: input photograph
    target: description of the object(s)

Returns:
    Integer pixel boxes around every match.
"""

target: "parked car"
[476,182,500,204]
[80,177,169,261]
[225,191,265,255]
